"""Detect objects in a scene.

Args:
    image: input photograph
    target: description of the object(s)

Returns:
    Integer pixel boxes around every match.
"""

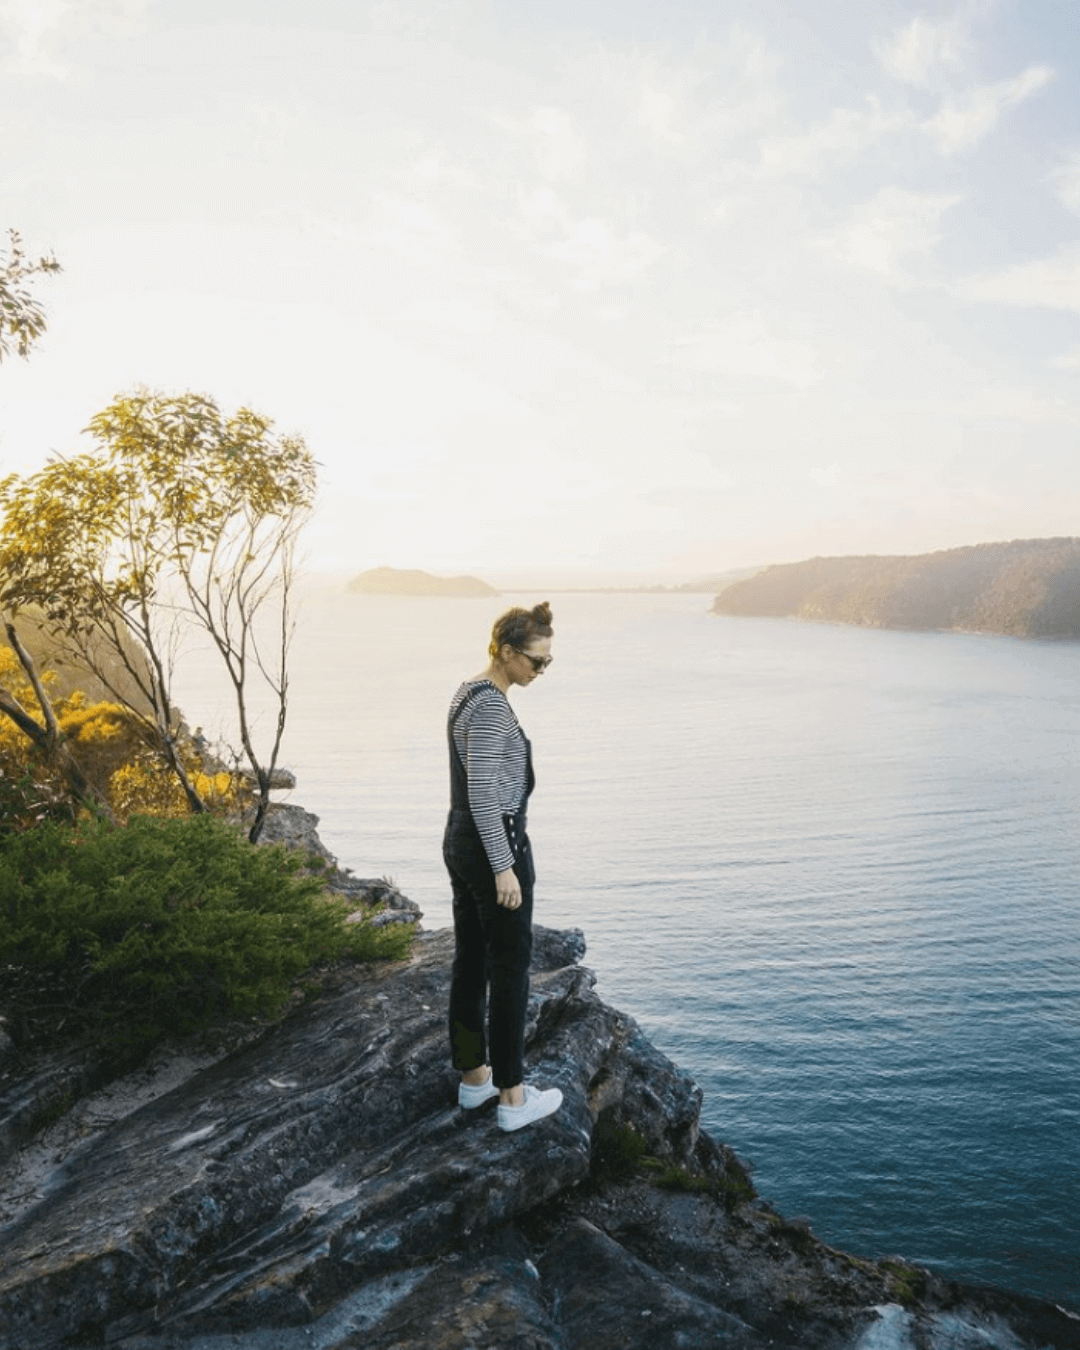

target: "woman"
[443,601,563,1132]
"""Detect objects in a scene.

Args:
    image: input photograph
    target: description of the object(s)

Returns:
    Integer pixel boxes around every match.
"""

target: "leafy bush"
[0,761,73,834]
[590,1119,650,1183]
[0,646,80,831]
[881,1259,928,1307]
[653,1158,757,1211]
[0,813,412,1053]
[0,645,246,826]
[105,741,245,820]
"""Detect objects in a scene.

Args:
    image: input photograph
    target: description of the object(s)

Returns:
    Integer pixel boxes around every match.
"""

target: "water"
[173,591,1080,1309]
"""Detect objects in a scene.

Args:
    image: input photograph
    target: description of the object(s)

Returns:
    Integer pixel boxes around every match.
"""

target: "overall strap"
[448,682,495,756]
[448,681,533,815]
[447,682,495,812]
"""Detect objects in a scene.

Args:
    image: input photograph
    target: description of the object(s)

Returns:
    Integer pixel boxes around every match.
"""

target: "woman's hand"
[494,867,522,910]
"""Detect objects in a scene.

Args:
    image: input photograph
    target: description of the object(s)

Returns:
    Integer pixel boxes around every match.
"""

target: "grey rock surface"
[0,1019,14,1070]
[248,803,337,863]
[248,808,423,929]
[0,927,1077,1350]
[333,875,424,927]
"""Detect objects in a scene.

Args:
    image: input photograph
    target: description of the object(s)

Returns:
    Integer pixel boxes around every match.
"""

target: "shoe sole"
[497,1090,563,1132]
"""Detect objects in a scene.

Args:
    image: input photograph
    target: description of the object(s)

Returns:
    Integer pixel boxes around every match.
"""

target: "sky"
[1,0,1079,583]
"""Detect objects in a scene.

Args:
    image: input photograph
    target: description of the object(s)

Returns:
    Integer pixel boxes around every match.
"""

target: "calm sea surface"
[175,591,1080,1309]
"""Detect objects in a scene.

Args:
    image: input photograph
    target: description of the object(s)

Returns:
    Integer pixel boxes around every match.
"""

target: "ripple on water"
[173,594,1080,1308]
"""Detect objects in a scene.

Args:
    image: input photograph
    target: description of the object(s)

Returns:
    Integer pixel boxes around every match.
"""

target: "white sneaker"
[497,1084,563,1132]
[458,1074,499,1109]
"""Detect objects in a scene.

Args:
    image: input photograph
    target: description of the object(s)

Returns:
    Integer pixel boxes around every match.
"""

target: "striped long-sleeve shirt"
[449,679,530,874]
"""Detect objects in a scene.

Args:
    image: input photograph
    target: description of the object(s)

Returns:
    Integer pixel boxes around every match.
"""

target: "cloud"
[371,192,460,262]
[1050,151,1080,216]
[641,446,738,494]
[956,387,1080,425]
[542,220,664,290]
[0,0,70,76]
[1052,346,1080,370]
[494,107,586,182]
[0,0,147,77]
[922,65,1054,154]
[640,86,686,146]
[399,300,497,337]
[512,188,665,291]
[820,187,962,282]
[809,462,841,488]
[961,242,1080,312]
[873,9,1052,154]
[874,12,969,87]
[528,107,587,182]
[364,0,477,39]
[479,263,561,317]
[514,185,567,233]
[669,314,823,389]
[758,101,909,176]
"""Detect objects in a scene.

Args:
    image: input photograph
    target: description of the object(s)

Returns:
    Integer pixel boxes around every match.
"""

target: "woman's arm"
[462,694,520,876]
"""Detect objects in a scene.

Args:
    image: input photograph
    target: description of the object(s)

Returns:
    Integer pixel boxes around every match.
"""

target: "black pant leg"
[447,859,491,1072]
[485,858,533,1088]
[444,828,534,1089]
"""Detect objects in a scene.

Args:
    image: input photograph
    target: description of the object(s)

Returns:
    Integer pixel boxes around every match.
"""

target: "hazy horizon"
[2,2,1079,577]
[311,528,1080,594]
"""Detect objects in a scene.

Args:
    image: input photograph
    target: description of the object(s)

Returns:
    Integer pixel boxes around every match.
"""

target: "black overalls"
[444,683,536,1090]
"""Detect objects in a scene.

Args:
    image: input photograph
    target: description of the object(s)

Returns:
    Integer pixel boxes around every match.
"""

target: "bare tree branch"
[0,392,315,834]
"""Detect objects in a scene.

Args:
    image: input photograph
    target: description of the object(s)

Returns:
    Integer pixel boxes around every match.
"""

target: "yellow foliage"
[0,643,59,699]
[1,644,246,824]
[109,758,245,821]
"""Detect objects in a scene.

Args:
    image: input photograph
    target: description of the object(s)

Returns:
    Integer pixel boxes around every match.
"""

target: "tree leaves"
[0,229,61,363]
[0,391,316,829]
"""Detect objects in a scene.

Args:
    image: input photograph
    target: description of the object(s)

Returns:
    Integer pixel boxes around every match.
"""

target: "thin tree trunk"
[1,616,116,822]
[4,618,60,745]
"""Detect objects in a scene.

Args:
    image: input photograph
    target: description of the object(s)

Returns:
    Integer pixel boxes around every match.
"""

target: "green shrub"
[653,1158,757,1211]
[654,1163,713,1194]
[590,1120,650,1183]
[0,812,412,1053]
[0,761,75,835]
[881,1259,927,1307]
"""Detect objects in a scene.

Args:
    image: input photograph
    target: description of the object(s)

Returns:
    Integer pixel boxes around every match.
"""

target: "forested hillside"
[712,539,1080,638]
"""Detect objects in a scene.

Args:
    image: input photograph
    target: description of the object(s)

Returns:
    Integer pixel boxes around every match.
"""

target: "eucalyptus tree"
[0,230,98,816]
[0,229,61,363]
[0,391,316,839]
[0,613,114,822]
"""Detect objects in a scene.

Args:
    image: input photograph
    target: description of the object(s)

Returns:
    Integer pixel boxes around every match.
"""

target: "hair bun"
[488,602,554,658]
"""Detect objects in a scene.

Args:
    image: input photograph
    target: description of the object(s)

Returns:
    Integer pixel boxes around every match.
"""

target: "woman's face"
[503,636,553,687]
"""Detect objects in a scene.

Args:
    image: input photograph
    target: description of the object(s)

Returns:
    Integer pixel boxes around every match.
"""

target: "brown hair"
[489,601,554,658]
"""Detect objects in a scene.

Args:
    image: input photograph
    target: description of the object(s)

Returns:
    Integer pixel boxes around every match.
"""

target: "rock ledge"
[0,927,1077,1350]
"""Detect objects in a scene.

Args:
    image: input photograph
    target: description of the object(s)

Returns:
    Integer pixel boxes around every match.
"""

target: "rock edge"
[1,926,1078,1350]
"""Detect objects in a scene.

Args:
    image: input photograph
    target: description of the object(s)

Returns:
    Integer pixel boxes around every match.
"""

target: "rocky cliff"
[713,538,1080,637]
[2,924,1078,1350]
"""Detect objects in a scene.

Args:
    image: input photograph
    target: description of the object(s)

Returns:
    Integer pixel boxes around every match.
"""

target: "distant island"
[346,566,499,598]
[712,538,1080,638]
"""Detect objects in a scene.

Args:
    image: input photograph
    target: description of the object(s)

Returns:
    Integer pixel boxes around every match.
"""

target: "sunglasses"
[514,648,553,672]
